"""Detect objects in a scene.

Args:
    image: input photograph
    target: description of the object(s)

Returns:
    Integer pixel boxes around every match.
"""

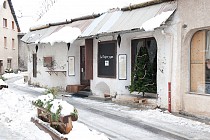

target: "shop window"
[130,38,157,93]
[98,41,116,78]
[191,30,210,94]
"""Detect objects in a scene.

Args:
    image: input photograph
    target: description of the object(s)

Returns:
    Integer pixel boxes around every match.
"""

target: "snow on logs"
[0,79,8,90]
[32,93,78,134]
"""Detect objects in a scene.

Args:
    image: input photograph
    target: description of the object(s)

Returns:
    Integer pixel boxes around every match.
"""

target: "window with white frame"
[3,18,7,27]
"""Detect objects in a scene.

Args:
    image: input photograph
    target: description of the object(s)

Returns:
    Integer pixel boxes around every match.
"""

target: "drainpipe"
[168,82,171,113]
[162,28,173,113]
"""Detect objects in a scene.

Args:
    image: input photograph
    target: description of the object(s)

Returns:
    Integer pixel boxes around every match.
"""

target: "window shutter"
[190,31,206,92]
[43,57,53,67]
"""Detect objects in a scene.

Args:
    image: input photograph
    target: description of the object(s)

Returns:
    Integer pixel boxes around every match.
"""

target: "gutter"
[121,0,175,11]
[77,28,145,40]
[30,13,101,31]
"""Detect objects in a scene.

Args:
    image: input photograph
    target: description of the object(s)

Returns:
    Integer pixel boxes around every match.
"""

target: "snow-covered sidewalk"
[71,97,210,139]
[0,88,52,140]
[0,73,109,140]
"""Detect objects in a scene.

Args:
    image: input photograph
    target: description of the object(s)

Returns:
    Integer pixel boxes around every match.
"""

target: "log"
[36,107,74,134]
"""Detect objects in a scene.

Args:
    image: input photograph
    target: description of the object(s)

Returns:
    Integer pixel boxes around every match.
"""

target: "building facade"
[0,0,20,74]
[22,0,210,118]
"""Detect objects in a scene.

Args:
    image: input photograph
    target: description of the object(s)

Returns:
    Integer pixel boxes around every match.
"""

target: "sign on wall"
[98,41,116,78]
[118,54,127,80]
[68,56,75,76]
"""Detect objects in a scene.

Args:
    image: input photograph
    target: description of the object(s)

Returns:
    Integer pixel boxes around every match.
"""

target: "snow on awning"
[141,10,175,31]
[80,1,177,38]
[40,26,81,45]
[21,26,60,44]
[21,19,93,44]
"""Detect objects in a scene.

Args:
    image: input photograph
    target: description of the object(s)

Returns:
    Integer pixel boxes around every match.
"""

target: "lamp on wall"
[35,45,38,53]
[67,43,71,51]
[117,34,121,48]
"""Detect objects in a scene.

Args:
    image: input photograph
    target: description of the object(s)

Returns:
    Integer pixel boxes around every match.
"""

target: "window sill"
[186,92,210,96]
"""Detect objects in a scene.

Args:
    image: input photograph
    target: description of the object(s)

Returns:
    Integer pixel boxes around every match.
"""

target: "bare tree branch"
[36,0,57,20]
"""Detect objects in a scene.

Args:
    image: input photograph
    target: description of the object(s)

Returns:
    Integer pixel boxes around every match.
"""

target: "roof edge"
[121,0,175,11]
[30,13,102,31]
[7,0,21,32]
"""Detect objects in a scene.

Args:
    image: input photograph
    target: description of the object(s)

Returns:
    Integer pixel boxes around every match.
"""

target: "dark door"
[0,60,3,74]
[80,46,90,85]
[33,54,37,77]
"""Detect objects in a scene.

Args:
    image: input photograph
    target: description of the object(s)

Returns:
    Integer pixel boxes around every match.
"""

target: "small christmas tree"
[129,46,156,96]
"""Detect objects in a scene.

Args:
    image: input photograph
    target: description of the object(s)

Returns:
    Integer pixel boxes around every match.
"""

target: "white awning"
[141,10,175,31]
[40,26,81,45]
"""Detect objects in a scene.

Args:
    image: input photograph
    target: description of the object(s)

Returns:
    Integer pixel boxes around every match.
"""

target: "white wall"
[178,0,210,117]
[28,41,82,89]
[90,29,176,109]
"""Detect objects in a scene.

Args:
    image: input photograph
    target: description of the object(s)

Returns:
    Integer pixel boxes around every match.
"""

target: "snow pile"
[68,122,109,140]
[14,77,46,93]
[2,73,21,79]
[0,87,109,139]
[0,79,7,86]
[141,10,174,31]
[40,26,81,45]
[33,94,77,116]
[50,99,75,116]
[0,88,52,140]
[33,93,54,108]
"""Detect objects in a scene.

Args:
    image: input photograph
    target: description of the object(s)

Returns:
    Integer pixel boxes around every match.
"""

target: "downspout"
[162,28,173,113]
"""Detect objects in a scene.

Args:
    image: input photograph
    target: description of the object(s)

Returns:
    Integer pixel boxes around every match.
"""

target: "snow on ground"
[4,72,210,139]
[71,97,210,135]
[0,79,7,86]
[14,78,46,93]
[0,73,109,140]
[2,72,22,79]
[0,88,52,140]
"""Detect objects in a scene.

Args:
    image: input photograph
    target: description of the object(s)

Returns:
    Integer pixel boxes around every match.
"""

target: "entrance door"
[0,60,3,74]
[33,54,37,77]
[80,46,90,85]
